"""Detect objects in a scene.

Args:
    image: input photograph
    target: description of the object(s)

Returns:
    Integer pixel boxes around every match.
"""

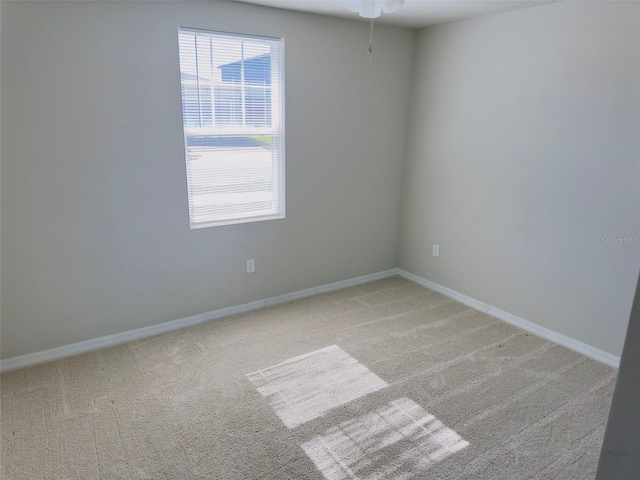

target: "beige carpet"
[1,276,616,479]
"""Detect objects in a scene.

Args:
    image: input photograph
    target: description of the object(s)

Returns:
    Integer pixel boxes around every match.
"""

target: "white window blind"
[178,28,285,228]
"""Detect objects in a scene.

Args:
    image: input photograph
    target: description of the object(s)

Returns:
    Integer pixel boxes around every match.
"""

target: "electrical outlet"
[432,244,439,257]
[246,259,255,273]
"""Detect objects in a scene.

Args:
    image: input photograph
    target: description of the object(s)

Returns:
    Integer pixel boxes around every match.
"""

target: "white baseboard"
[397,269,620,368]
[0,269,398,373]
[2,267,620,372]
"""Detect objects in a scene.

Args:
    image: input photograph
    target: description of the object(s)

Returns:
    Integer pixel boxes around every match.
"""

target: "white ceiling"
[233,0,559,29]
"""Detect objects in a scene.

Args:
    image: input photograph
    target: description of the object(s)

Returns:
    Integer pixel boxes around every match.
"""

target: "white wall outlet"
[246,259,255,273]
[432,244,440,257]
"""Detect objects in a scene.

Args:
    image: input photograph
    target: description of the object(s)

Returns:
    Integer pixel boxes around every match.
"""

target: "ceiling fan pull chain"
[368,16,374,67]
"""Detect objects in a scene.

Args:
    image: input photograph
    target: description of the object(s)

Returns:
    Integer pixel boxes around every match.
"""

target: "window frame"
[178,27,286,229]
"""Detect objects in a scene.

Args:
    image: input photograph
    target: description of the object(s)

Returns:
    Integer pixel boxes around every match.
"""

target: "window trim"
[178,27,286,229]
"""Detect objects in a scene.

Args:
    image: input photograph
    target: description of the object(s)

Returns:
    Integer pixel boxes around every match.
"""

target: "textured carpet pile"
[1,276,615,479]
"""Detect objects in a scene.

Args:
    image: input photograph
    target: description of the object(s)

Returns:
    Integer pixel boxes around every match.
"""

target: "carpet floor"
[1,276,615,479]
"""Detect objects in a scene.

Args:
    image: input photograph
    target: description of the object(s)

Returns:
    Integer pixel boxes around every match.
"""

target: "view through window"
[178,28,285,228]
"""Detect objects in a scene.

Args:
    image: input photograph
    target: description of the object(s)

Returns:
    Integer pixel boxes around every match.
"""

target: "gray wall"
[0,0,3,354]
[399,1,640,356]
[0,1,414,358]
[597,271,640,479]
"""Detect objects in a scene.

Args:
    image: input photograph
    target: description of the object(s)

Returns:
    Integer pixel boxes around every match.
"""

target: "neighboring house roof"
[218,53,271,85]
[181,71,208,83]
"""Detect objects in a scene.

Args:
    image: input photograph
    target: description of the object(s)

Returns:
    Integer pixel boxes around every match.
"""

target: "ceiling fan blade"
[382,0,405,14]
[343,0,362,13]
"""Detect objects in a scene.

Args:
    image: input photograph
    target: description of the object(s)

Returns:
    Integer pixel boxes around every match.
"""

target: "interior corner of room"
[2,0,637,366]
[0,0,639,478]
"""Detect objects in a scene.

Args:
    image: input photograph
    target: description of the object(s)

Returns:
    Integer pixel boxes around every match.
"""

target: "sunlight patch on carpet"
[301,397,469,480]
[246,345,388,428]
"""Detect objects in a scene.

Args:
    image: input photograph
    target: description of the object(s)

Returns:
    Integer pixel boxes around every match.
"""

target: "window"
[178,28,285,228]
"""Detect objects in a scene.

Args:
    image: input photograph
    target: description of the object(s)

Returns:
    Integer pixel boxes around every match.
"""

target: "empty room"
[1,0,639,478]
